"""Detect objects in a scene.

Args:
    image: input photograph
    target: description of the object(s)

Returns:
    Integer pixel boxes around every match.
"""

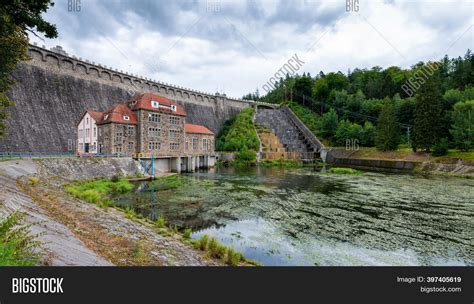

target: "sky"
[31,0,474,98]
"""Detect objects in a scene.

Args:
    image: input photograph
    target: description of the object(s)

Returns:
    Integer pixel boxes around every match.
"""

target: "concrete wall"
[0,44,260,152]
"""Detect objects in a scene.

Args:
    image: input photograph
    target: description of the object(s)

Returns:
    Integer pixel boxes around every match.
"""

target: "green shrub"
[198,234,209,251]
[235,149,257,166]
[208,238,219,256]
[216,244,228,260]
[0,212,41,266]
[183,229,192,239]
[155,215,166,228]
[226,248,242,266]
[216,108,259,152]
[28,177,39,186]
[432,138,449,156]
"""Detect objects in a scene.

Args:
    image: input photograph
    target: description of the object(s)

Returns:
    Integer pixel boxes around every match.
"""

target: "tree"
[450,100,474,151]
[412,64,443,152]
[319,108,338,140]
[0,0,57,138]
[375,97,400,151]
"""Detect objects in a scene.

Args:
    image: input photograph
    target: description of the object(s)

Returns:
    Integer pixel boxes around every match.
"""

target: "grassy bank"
[65,176,134,208]
[63,175,252,266]
[0,212,41,266]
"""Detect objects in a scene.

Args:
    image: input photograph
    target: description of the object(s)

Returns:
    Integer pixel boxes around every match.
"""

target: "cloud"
[30,0,473,98]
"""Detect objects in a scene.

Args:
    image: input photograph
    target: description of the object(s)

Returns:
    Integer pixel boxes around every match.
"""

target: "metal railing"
[0,152,131,160]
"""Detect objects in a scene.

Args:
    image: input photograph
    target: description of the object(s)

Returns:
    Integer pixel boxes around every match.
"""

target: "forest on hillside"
[243,51,474,154]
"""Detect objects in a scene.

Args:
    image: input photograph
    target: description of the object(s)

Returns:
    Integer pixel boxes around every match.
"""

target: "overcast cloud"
[30,0,473,98]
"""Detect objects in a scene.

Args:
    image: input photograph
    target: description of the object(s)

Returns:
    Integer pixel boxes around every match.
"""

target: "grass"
[148,175,187,190]
[65,176,134,208]
[0,212,42,266]
[192,234,248,266]
[324,167,362,175]
[154,215,167,228]
[260,159,304,168]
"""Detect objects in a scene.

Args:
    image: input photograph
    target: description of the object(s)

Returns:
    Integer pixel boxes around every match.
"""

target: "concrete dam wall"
[0,44,255,152]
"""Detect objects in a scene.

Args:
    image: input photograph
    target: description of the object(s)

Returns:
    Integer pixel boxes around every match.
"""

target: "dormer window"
[123,115,130,121]
[151,100,160,108]
[104,114,109,120]
[171,105,177,111]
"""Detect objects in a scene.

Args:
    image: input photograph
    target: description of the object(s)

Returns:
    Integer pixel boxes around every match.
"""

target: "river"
[115,167,473,266]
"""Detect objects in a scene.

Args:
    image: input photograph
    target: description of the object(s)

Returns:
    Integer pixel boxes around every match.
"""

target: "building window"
[170,143,179,150]
[85,128,89,137]
[128,142,133,150]
[203,138,209,151]
[86,117,89,124]
[148,128,161,137]
[128,126,133,136]
[192,138,198,150]
[123,115,130,121]
[151,100,160,108]
[169,129,180,141]
[148,113,160,123]
[116,145,122,153]
[115,131,123,144]
[104,114,109,120]
[169,116,180,125]
[185,140,189,150]
[78,129,83,137]
[98,128,102,137]
[93,127,97,137]
[171,105,177,112]
[148,142,160,150]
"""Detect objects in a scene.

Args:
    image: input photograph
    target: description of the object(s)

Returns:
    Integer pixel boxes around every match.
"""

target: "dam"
[0,43,273,152]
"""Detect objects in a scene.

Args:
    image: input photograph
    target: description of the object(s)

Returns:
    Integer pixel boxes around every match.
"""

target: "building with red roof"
[77,93,215,166]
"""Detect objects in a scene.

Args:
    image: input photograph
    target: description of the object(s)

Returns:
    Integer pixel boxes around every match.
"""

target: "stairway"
[255,125,287,160]
[255,107,322,160]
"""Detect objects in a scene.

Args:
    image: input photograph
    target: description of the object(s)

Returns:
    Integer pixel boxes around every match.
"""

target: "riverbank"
[324,148,474,177]
[0,158,228,266]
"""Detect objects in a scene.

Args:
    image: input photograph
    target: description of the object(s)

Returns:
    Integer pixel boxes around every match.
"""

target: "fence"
[0,152,132,160]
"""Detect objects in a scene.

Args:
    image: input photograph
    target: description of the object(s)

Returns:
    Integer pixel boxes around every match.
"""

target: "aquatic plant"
[325,167,362,175]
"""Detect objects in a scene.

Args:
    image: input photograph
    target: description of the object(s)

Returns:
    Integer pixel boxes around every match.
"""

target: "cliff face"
[0,45,250,152]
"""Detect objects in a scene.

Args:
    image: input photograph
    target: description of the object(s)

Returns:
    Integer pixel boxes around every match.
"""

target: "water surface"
[115,167,474,266]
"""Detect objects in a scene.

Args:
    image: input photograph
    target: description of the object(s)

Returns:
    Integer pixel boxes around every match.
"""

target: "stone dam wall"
[0,44,265,152]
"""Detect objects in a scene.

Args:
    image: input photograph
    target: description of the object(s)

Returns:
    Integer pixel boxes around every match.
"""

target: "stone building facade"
[78,93,215,171]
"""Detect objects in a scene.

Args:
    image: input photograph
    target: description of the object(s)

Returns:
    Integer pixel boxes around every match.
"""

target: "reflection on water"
[114,167,474,266]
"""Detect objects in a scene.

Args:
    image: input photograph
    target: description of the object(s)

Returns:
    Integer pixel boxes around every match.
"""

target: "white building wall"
[77,112,99,154]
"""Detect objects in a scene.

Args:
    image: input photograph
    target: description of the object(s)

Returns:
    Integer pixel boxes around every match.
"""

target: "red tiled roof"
[77,110,104,126]
[128,93,186,116]
[185,123,214,135]
[97,103,137,125]
[87,110,104,122]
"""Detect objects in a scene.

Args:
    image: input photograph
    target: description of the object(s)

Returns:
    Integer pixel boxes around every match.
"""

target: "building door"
[85,143,90,153]
[99,144,103,154]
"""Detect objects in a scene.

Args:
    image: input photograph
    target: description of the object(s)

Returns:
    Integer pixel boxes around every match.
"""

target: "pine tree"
[375,97,400,151]
[412,64,443,152]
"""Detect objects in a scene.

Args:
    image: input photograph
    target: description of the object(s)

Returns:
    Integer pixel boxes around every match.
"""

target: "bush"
[235,149,257,166]
[0,212,41,266]
[226,248,242,266]
[183,229,192,239]
[216,108,259,152]
[155,215,166,228]
[198,234,209,251]
[432,138,449,156]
